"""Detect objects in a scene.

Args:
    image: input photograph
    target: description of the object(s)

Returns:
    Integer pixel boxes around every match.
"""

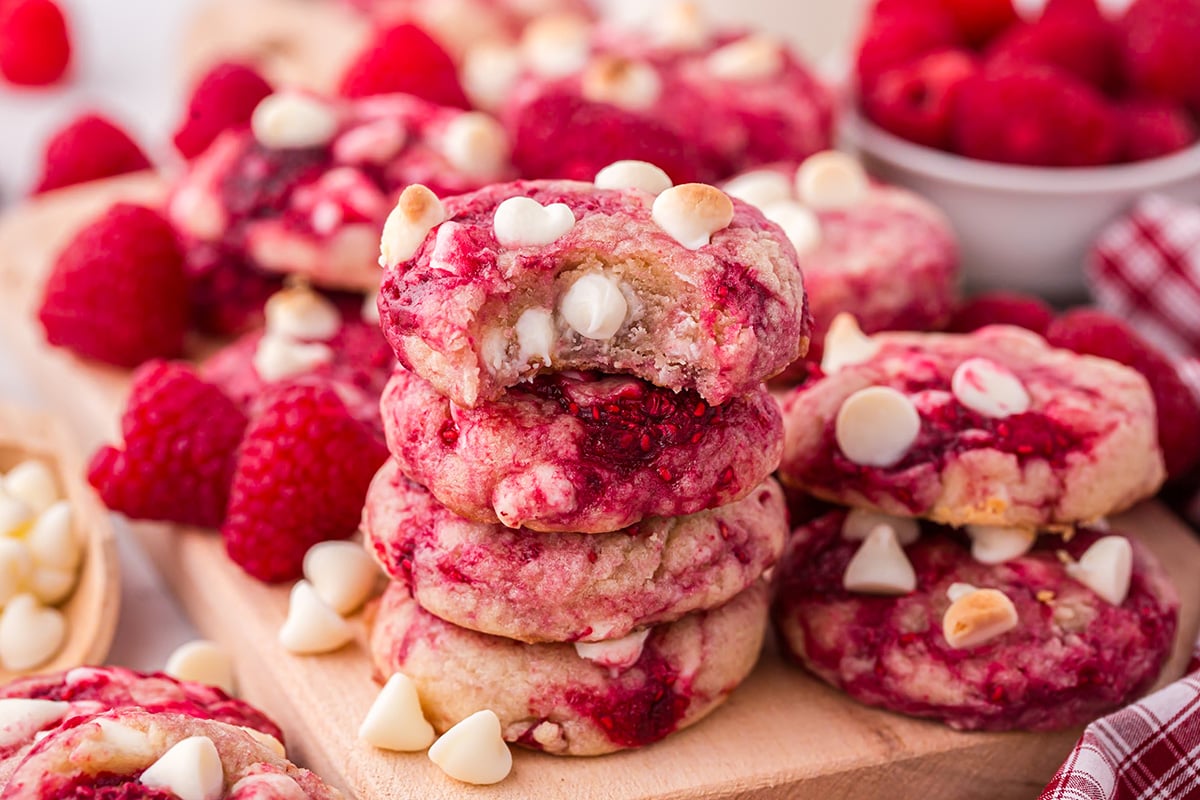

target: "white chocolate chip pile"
[278,539,380,656]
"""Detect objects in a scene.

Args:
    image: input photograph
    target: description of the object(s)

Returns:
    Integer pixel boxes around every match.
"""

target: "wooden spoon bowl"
[0,403,120,679]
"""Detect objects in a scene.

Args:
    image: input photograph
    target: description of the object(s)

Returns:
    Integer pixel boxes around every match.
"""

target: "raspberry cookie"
[771,511,1179,730]
[723,152,959,367]
[368,579,767,755]
[377,172,809,407]
[363,459,786,642]
[380,367,782,532]
[1,709,341,799]
[779,323,1165,528]
[169,90,511,332]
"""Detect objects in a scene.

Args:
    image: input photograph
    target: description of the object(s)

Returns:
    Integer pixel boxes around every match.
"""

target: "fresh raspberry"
[855,1,961,91]
[1120,0,1200,112]
[1116,99,1198,161]
[951,64,1119,166]
[88,361,249,528]
[862,48,979,150]
[222,384,388,582]
[173,62,273,160]
[1045,309,1200,479]
[986,0,1119,92]
[38,203,189,367]
[33,113,152,194]
[936,0,1018,46]
[946,292,1056,335]
[338,23,469,108]
[0,0,70,85]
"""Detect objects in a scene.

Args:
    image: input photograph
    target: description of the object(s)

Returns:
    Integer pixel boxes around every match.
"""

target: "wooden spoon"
[0,402,120,679]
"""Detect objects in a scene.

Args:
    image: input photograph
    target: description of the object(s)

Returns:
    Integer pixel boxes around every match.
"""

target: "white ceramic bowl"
[843,110,1200,300]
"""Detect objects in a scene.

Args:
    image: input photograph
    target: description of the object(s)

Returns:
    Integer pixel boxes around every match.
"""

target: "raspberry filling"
[561,648,690,748]
[46,773,177,800]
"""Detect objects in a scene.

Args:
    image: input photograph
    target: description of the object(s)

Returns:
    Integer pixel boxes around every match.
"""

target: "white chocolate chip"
[965,525,1036,565]
[333,119,407,165]
[722,170,793,211]
[4,461,58,514]
[480,328,509,375]
[361,289,380,325]
[821,313,881,375]
[560,273,628,340]
[707,36,784,81]
[95,718,153,755]
[581,57,662,110]
[278,581,354,655]
[428,710,513,786]
[165,640,237,696]
[0,594,66,671]
[251,92,339,150]
[951,358,1031,419]
[0,539,33,606]
[139,736,224,800]
[359,673,436,752]
[834,386,921,467]
[942,588,1018,649]
[0,493,33,538]
[25,503,76,582]
[1066,536,1133,606]
[796,151,869,211]
[841,508,919,546]
[574,628,650,674]
[493,197,575,248]
[946,582,978,603]
[761,200,822,256]
[253,334,334,383]
[653,1,710,49]
[0,699,70,748]
[594,161,672,195]
[461,44,523,111]
[264,287,341,342]
[237,727,286,758]
[521,14,590,78]
[28,567,76,606]
[441,113,509,180]
[380,185,445,267]
[651,183,735,249]
[516,307,556,366]
[302,540,379,616]
[843,526,917,595]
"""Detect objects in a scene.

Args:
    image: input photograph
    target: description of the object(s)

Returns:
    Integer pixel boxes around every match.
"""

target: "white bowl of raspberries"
[845,0,1200,300]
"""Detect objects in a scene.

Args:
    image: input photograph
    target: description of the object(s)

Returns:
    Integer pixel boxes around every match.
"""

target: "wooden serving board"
[3,179,1200,799]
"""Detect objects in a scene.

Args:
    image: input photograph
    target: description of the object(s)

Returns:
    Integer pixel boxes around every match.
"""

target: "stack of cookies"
[360,160,808,755]
[771,317,1181,731]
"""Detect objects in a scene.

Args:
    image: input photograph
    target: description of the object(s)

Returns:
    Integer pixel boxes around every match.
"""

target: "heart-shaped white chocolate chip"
[560,273,629,340]
[594,161,672,195]
[942,588,1018,649]
[302,540,380,616]
[946,582,978,603]
[428,710,513,785]
[0,594,66,671]
[843,526,917,595]
[516,307,556,366]
[951,357,1031,418]
[264,287,341,342]
[841,508,920,546]
[965,525,1036,565]
[461,44,523,111]
[1066,536,1133,606]
[722,170,793,210]
[27,501,79,572]
[521,14,590,78]
[821,313,880,375]
[4,461,59,515]
[582,56,662,110]
[652,183,735,249]
[165,640,237,696]
[441,113,509,180]
[251,92,338,150]
[707,36,784,81]
[253,335,334,383]
[359,672,436,752]
[0,493,32,538]
[0,698,70,749]
[796,151,869,211]
[761,200,822,256]
[28,567,75,606]
[278,581,354,655]
[834,386,921,468]
[493,197,576,248]
[380,185,446,267]
[574,628,651,673]
[139,736,224,800]
[0,540,33,606]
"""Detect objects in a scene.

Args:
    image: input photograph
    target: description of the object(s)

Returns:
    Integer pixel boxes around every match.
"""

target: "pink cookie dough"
[772,511,1179,731]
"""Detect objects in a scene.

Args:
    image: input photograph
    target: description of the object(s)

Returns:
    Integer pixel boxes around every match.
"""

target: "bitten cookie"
[169,90,511,332]
[723,152,959,367]
[771,511,1179,731]
[368,579,768,755]
[377,170,809,407]
[363,459,786,642]
[380,367,782,532]
[779,323,1166,528]
[0,709,340,799]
